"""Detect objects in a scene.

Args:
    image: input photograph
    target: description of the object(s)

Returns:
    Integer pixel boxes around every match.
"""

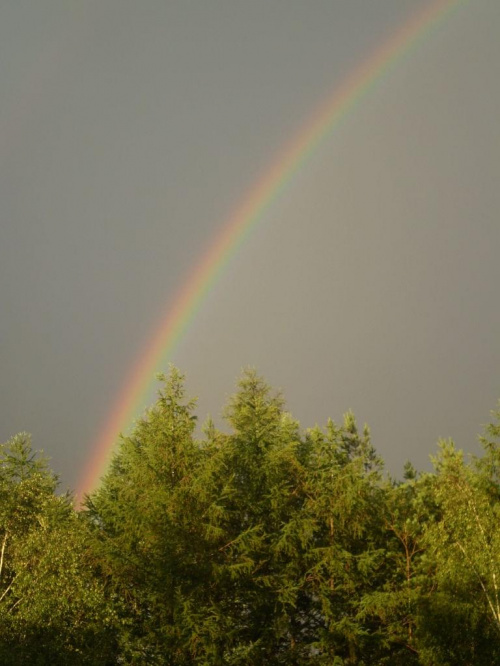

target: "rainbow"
[77,0,467,499]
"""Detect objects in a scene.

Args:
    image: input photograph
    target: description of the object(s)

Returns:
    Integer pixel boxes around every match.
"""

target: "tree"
[299,414,391,664]
[86,367,203,663]
[0,433,116,665]
[358,464,437,665]
[415,428,500,664]
[187,369,311,663]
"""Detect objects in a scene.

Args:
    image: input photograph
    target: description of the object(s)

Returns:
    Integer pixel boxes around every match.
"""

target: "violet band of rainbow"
[77,0,468,500]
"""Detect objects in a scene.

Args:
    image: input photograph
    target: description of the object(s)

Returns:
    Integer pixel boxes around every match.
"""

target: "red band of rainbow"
[77,0,467,500]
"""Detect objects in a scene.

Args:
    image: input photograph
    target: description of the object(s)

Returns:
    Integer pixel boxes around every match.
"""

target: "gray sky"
[1,0,499,492]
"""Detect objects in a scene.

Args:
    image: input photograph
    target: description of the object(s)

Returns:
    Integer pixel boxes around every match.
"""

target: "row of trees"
[1,367,499,664]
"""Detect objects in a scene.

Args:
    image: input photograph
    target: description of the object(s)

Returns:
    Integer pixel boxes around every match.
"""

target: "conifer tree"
[358,466,437,664]
[75,369,500,664]
[299,414,388,663]
[86,367,202,663]
[173,369,311,663]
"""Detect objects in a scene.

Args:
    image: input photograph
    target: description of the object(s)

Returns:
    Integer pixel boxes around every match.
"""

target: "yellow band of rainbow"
[77,0,468,499]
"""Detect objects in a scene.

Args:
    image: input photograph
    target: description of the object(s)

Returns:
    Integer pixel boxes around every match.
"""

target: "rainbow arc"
[77,0,467,499]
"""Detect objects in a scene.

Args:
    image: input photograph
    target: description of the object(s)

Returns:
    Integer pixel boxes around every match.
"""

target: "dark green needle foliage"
[3,369,500,664]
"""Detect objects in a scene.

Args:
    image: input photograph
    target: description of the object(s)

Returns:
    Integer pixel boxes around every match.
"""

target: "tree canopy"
[2,368,500,664]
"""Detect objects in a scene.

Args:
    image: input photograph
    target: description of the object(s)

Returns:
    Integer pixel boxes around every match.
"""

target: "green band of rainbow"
[77,0,467,499]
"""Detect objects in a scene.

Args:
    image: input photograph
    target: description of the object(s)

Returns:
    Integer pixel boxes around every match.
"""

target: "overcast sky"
[1,0,499,492]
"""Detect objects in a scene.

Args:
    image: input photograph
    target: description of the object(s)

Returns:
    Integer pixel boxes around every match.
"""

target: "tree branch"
[0,532,8,581]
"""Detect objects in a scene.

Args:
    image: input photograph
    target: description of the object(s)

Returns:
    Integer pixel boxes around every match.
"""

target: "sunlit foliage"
[2,371,500,664]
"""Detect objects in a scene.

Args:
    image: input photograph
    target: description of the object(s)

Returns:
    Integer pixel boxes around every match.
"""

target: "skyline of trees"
[1,367,499,664]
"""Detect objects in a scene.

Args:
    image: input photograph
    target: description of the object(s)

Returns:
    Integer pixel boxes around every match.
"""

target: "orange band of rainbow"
[77,0,467,499]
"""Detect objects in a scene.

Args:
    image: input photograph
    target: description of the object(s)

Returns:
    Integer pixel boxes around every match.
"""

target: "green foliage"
[3,369,500,664]
[85,367,201,662]
[415,435,500,664]
[0,434,117,665]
